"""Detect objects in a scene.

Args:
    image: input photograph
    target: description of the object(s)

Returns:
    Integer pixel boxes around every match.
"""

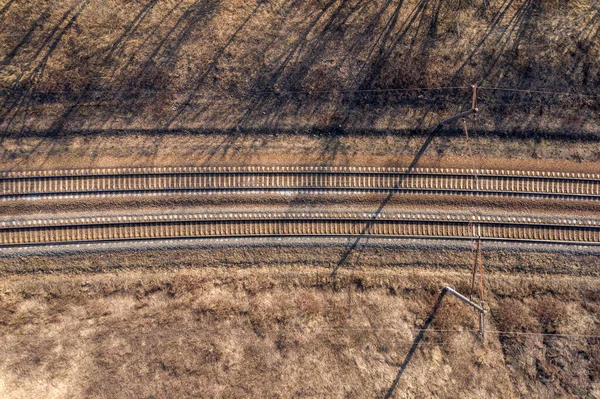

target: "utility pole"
[440,86,486,342]
[444,286,486,342]
[437,84,478,128]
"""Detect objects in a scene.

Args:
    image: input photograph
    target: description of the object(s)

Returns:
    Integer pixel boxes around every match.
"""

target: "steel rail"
[1,166,599,201]
[2,212,599,247]
[2,165,598,178]
[1,188,598,202]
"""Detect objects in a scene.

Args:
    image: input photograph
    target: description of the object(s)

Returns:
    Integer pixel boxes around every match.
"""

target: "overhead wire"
[477,86,600,98]
[5,327,599,339]
[316,327,600,338]
[0,85,596,98]
[0,86,470,97]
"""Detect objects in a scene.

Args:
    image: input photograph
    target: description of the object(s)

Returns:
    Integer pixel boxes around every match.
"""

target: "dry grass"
[2,244,600,277]
[3,131,600,174]
[0,0,598,135]
[0,267,598,398]
[0,1,599,396]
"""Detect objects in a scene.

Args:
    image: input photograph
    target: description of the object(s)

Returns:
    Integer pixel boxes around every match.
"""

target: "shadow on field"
[234,0,446,133]
[0,0,91,133]
[0,0,222,135]
[0,0,473,135]
[0,0,16,22]
[383,288,447,398]
[451,0,540,87]
[0,1,598,141]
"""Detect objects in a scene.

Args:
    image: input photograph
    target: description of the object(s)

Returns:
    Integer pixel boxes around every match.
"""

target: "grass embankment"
[1,244,600,277]
[0,0,598,136]
[0,267,598,398]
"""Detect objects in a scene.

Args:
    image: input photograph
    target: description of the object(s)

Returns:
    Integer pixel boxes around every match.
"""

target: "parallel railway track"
[2,166,600,200]
[2,212,599,247]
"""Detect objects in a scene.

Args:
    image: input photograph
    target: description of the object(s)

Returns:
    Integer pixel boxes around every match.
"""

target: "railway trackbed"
[2,212,599,248]
[1,166,599,200]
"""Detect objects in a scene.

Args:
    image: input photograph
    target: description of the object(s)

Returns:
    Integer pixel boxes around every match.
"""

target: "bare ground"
[2,133,600,173]
[2,235,600,277]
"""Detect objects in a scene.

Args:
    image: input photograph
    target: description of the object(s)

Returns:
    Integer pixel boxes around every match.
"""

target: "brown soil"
[2,133,600,172]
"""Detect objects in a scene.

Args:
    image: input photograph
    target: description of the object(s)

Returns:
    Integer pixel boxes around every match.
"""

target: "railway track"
[2,212,599,247]
[1,166,599,200]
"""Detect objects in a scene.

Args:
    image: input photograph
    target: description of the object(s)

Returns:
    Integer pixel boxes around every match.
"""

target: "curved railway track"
[1,166,599,200]
[2,212,599,247]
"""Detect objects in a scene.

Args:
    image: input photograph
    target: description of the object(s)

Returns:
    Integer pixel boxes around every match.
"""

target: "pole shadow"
[383,288,447,398]
[330,126,439,278]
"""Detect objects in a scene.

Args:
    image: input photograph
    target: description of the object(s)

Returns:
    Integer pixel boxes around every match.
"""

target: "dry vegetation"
[0,0,598,136]
[3,130,600,172]
[2,244,600,277]
[0,0,599,397]
[0,267,598,398]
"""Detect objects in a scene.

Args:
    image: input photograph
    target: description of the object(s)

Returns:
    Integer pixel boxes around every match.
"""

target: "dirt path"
[2,133,600,172]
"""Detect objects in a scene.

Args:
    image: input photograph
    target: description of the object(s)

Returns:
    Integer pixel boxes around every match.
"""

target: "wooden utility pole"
[470,237,481,301]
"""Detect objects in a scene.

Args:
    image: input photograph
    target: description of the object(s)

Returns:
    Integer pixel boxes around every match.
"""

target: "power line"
[478,86,599,98]
[0,85,596,99]
[316,327,600,338]
[5,327,598,339]
[0,86,470,96]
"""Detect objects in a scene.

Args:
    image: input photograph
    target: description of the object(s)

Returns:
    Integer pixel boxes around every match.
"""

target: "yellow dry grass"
[0,267,598,398]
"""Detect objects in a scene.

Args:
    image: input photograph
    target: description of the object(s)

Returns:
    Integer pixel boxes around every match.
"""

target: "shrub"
[533,296,567,334]
[493,299,539,333]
